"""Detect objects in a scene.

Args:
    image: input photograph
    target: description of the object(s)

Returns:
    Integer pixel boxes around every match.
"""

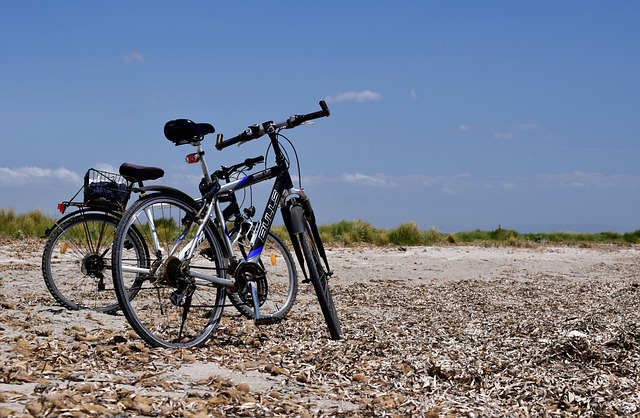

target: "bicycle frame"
[120,126,330,294]
[215,160,290,260]
[159,157,298,286]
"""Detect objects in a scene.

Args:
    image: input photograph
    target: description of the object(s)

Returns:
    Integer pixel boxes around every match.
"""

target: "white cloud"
[0,166,82,187]
[122,51,144,64]
[341,172,395,187]
[410,174,448,188]
[93,163,118,173]
[458,124,472,132]
[410,90,418,100]
[535,171,640,189]
[453,173,472,180]
[494,132,513,140]
[335,171,640,193]
[325,90,382,103]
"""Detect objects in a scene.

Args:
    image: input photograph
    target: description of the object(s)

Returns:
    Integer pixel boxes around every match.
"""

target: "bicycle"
[41,164,164,313]
[42,159,296,318]
[110,100,342,348]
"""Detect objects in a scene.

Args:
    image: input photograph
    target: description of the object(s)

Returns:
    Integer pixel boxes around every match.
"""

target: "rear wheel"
[111,193,227,348]
[41,212,146,313]
[228,230,297,320]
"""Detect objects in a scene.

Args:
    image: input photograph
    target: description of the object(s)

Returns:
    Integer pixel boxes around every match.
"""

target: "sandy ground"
[1,240,639,416]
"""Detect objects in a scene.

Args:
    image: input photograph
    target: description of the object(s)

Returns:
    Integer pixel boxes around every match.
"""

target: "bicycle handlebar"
[215,155,265,180]
[215,100,330,151]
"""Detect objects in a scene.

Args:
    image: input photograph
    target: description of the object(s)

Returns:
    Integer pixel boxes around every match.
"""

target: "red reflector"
[57,203,66,213]
[185,153,200,164]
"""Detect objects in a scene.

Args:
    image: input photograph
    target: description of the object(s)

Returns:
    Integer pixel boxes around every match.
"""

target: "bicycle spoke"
[42,213,142,313]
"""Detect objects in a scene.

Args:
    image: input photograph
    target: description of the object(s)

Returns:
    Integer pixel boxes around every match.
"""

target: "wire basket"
[83,169,130,209]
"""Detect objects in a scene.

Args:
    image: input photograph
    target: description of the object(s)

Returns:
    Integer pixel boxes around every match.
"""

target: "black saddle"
[164,119,215,146]
[119,163,165,182]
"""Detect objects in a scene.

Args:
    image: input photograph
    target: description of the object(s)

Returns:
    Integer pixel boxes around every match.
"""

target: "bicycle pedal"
[170,290,184,306]
[254,316,283,326]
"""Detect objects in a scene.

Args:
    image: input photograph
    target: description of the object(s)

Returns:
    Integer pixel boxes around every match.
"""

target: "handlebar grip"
[297,100,330,124]
[216,124,262,150]
[215,131,249,150]
[320,100,330,116]
[247,155,265,164]
[244,155,264,168]
[288,100,330,127]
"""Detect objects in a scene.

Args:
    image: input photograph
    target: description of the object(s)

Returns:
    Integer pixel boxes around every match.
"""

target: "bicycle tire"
[111,193,227,348]
[41,212,147,313]
[294,208,342,340]
[227,230,297,320]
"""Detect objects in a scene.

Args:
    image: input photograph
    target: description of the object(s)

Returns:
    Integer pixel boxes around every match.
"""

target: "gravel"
[1,239,639,416]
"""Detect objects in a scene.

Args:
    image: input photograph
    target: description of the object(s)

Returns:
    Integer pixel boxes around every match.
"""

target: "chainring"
[233,262,268,306]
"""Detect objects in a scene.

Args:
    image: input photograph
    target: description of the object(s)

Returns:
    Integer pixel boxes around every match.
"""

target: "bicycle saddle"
[119,163,165,181]
[164,119,215,146]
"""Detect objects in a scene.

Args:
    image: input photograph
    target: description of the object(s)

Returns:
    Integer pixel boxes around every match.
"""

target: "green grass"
[2,208,640,246]
[319,219,388,246]
[0,209,54,239]
[276,219,640,247]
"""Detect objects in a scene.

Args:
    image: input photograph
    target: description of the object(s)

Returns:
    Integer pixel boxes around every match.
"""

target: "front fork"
[281,195,332,281]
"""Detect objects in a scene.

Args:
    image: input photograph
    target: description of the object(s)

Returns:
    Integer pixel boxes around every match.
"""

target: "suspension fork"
[281,203,304,276]
[282,196,332,278]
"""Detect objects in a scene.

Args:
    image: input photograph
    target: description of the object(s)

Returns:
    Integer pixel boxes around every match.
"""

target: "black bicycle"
[110,101,342,348]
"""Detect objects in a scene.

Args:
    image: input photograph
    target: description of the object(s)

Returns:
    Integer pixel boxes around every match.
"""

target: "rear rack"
[58,168,133,214]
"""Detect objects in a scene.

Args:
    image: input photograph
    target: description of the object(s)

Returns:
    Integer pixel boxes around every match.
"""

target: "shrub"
[0,209,55,239]
[319,220,386,246]
[623,230,640,243]
[424,227,443,245]
[1,207,638,248]
[388,221,423,246]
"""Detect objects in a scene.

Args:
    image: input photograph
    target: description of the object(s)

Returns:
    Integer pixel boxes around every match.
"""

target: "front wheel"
[111,193,227,348]
[294,210,342,340]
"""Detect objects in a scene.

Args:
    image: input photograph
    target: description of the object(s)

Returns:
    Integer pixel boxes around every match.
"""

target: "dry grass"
[1,240,639,416]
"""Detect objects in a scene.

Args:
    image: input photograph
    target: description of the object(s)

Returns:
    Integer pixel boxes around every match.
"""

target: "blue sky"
[1,1,639,232]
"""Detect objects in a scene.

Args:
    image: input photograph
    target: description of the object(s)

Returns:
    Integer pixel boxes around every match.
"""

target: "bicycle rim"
[228,231,298,319]
[111,194,226,348]
[42,212,145,313]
